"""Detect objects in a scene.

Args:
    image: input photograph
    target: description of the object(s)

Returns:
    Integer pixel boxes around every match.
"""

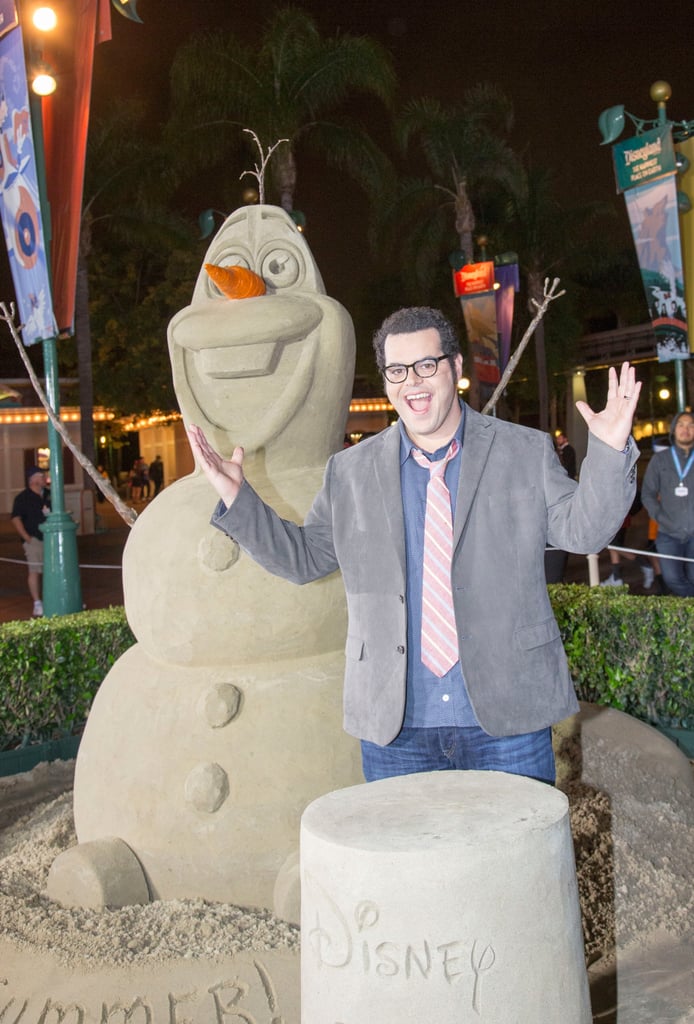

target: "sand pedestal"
[300,770,591,1024]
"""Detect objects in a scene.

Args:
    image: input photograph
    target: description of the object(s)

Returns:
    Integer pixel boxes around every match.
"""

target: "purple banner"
[624,174,688,362]
[0,25,57,345]
[494,263,519,371]
[0,0,18,41]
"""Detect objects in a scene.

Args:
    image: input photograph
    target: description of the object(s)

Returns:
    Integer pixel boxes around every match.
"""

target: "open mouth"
[405,391,432,414]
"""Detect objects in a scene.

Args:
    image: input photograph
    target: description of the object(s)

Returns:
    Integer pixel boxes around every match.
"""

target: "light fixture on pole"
[24,2,83,616]
[32,6,57,31]
[31,65,56,95]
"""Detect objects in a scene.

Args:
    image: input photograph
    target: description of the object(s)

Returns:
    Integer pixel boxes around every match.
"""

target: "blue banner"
[0,0,18,40]
[0,25,57,345]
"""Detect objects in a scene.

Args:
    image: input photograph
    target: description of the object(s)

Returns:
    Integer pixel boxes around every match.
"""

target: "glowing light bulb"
[32,6,57,31]
[32,71,56,96]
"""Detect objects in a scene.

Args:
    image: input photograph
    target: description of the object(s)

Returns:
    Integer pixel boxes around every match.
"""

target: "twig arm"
[0,302,137,526]
[481,277,565,416]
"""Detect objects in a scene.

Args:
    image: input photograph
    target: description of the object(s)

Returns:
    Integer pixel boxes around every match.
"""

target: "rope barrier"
[607,544,694,564]
[0,555,122,570]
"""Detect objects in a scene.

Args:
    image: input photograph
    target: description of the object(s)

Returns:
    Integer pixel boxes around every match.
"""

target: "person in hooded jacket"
[642,411,694,596]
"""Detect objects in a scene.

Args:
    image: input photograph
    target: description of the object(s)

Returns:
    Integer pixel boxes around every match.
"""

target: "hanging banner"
[676,136,694,353]
[494,262,519,372]
[0,24,57,345]
[40,0,112,336]
[624,173,688,361]
[456,262,498,386]
[452,259,494,297]
[0,0,18,39]
[461,292,499,384]
[612,125,677,194]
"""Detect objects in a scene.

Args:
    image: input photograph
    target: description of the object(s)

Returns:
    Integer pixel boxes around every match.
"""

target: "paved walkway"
[0,499,657,624]
[0,498,133,623]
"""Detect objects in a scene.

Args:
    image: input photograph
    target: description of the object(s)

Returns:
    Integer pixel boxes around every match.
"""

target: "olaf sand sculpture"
[48,205,363,918]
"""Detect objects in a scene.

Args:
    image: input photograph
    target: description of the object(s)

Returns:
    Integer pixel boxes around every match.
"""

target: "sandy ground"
[0,705,692,1022]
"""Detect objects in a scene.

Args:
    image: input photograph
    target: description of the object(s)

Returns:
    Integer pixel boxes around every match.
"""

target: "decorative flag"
[454,261,500,385]
[624,175,688,361]
[0,21,57,345]
[494,262,519,372]
[40,0,112,336]
[676,136,694,354]
[612,126,688,362]
[0,2,18,35]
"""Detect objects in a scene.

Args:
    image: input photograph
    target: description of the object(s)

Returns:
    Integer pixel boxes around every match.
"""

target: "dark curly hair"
[372,307,461,375]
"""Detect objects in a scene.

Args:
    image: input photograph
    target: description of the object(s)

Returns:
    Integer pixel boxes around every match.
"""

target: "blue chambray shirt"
[398,405,479,727]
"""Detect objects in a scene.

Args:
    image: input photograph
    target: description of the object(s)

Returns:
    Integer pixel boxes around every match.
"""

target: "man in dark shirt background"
[556,432,577,480]
[11,466,50,617]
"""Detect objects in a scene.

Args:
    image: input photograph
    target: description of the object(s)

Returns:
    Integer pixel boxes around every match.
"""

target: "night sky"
[3,0,694,377]
[89,0,694,314]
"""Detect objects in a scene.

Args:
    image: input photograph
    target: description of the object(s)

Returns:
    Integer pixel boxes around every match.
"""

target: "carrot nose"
[204,263,267,299]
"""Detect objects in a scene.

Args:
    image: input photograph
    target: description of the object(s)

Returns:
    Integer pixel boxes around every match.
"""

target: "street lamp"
[599,81,694,413]
[24,4,83,616]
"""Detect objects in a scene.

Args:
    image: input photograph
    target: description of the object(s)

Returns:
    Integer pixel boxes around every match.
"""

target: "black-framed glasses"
[383,355,448,384]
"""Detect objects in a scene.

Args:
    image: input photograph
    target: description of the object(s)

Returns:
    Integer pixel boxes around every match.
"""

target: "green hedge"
[0,589,692,751]
[549,584,694,728]
[0,607,135,750]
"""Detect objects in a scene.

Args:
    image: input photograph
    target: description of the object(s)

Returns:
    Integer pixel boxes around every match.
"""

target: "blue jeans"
[360,725,555,785]
[655,531,694,597]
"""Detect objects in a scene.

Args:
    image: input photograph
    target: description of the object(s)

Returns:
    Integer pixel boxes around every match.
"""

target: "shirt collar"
[398,401,466,465]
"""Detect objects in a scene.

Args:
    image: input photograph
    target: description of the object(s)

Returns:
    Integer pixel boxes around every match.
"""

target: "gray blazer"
[213,407,638,746]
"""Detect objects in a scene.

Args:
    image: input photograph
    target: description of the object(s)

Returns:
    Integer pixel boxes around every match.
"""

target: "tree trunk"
[455,178,480,408]
[455,178,475,264]
[276,147,297,213]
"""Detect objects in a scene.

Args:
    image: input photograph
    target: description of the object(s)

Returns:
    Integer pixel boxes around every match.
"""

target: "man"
[11,466,50,617]
[149,454,164,496]
[188,306,640,785]
[642,411,694,596]
[555,431,577,480]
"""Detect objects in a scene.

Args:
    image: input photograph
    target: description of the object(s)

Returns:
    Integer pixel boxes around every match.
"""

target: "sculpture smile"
[170,294,322,445]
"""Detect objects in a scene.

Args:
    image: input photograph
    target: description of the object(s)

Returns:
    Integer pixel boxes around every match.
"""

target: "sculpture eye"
[260,247,302,288]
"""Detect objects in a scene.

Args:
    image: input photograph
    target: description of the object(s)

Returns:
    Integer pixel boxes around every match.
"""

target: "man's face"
[383,328,463,451]
[674,414,694,450]
[28,472,44,493]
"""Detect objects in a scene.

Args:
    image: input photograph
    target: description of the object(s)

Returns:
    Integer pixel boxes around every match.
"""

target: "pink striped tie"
[412,440,459,677]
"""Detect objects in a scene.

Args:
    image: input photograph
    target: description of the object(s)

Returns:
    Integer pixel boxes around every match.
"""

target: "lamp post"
[26,5,83,616]
[599,81,694,413]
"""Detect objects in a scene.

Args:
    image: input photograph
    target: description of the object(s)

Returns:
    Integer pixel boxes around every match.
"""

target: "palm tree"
[501,164,610,432]
[376,84,520,298]
[165,6,396,214]
[65,101,193,438]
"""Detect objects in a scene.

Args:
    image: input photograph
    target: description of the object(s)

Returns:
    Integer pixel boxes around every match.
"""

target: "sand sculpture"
[48,205,364,918]
[301,771,592,1023]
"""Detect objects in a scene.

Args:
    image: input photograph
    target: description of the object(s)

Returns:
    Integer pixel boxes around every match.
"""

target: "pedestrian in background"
[642,411,694,596]
[555,431,577,480]
[10,466,50,617]
[149,454,164,496]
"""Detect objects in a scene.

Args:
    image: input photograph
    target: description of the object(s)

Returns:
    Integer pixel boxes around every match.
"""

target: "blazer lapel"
[453,407,495,549]
[372,424,407,578]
